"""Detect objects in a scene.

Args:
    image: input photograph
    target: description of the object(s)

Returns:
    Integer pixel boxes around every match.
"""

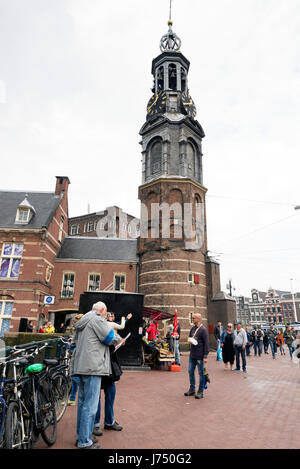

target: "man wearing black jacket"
[214,321,223,361]
[184,313,209,400]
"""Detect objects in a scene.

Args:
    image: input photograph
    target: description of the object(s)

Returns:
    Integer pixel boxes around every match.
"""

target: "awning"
[142,307,174,321]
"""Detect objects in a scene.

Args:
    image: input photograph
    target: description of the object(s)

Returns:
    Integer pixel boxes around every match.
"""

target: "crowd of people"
[214,321,299,373]
[25,320,67,334]
[22,309,300,448]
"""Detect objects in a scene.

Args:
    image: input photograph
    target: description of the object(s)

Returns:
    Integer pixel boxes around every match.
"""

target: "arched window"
[168,64,177,90]
[186,142,195,177]
[195,194,202,207]
[181,67,187,91]
[157,66,164,91]
[195,154,201,181]
[151,141,162,175]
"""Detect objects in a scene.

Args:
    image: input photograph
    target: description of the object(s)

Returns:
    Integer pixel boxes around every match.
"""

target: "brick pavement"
[38,351,300,450]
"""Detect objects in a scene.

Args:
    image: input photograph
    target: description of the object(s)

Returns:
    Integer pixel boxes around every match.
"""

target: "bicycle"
[4,343,57,448]
[0,347,37,449]
[42,337,72,422]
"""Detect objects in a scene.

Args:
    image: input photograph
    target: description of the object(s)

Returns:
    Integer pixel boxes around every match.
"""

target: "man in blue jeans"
[266,323,278,359]
[184,313,209,399]
[70,302,125,449]
[233,322,248,373]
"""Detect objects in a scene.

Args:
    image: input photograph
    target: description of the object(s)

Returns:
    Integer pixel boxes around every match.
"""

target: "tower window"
[181,67,186,91]
[168,64,177,90]
[151,141,162,175]
[157,66,164,91]
[186,143,195,177]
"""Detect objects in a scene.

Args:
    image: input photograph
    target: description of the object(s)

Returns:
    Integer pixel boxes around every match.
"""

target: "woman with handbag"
[93,345,123,435]
[220,323,235,370]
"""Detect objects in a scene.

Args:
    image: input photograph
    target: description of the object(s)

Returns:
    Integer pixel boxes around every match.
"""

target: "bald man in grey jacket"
[71,301,125,449]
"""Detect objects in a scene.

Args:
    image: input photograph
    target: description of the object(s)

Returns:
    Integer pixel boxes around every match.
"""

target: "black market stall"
[79,291,144,366]
[78,291,175,368]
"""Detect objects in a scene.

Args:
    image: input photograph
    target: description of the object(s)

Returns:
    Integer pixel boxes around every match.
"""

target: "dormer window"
[16,208,30,223]
[15,195,35,225]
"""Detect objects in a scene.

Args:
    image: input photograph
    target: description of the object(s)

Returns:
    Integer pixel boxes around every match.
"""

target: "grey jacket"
[70,310,121,377]
[233,328,248,347]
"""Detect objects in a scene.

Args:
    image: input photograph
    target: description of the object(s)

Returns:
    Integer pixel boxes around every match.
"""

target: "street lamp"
[290,278,298,323]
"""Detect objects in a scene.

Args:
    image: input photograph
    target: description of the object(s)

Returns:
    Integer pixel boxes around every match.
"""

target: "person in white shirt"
[233,322,248,373]
[107,312,132,330]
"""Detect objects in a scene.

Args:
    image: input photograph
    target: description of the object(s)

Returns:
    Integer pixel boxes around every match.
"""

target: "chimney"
[55,176,70,197]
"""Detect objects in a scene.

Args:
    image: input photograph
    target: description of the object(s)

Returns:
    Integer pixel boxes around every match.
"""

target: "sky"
[0,0,299,297]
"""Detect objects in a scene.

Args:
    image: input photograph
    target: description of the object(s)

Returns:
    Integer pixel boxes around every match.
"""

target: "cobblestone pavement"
[38,350,300,450]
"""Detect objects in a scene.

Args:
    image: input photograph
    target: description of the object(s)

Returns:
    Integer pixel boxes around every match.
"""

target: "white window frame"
[16,208,30,223]
[71,225,78,235]
[87,273,101,292]
[114,273,126,292]
[87,221,94,232]
[0,243,23,279]
[0,301,13,336]
[61,272,75,298]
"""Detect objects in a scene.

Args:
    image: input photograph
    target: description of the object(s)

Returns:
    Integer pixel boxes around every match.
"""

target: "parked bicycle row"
[0,337,72,449]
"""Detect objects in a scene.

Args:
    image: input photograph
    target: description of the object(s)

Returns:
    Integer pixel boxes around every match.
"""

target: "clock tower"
[138,18,213,339]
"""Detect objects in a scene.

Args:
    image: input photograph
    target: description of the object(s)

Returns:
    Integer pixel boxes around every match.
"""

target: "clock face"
[181,92,197,119]
[147,91,167,116]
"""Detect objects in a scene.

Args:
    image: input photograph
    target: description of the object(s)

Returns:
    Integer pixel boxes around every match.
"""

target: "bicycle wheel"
[51,372,69,422]
[40,396,57,446]
[5,401,24,449]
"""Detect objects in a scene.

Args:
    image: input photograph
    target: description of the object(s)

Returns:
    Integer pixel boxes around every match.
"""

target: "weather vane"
[160,0,181,53]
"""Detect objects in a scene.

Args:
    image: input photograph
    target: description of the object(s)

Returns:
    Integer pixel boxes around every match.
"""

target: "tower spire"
[160,0,181,52]
[169,0,173,25]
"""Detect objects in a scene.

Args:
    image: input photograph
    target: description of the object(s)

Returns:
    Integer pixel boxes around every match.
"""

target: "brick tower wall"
[139,248,208,341]
[138,178,208,342]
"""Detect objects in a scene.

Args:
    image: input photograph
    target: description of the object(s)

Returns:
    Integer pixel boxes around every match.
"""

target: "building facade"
[237,287,300,327]
[0,177,70,334]
[68,206,139,239]
[49,237,138,328]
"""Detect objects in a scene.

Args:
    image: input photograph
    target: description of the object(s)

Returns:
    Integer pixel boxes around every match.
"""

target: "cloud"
[0,0,299,295]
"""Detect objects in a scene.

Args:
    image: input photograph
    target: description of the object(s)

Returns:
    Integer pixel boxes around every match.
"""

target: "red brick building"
[0,177,70,334]
[0,177,138,334]
[49,237,138,328]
